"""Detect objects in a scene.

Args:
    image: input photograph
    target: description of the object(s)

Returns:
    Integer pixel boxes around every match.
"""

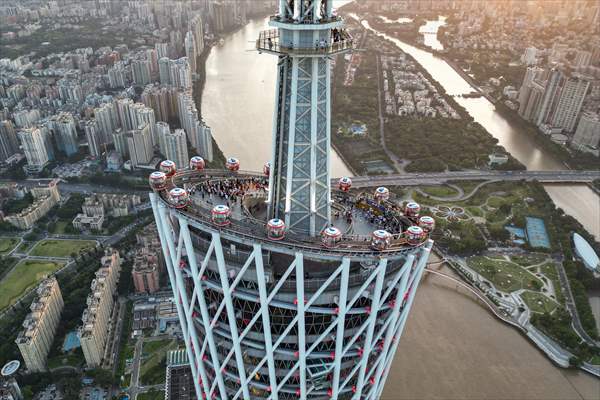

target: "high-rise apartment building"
[108,61,129,88]
[112,128,129,159]
[84,119,102,158]
[574,50,592,69]
[13,109,41,129]
[169,58,192,89]
[193,120,213,162]
[79,249,121,368]
[155,42,170,59]
[189,14,205,55]
[95,101,118,145]
[521,47,538,65]
[129,103,157,146]
[571,112,600,153]
[18,127,50,173]
[160,128,188,170]
[53,112,79,156]
[132,59,153,86]
[535,67,563,127]
[116,98,136,132]
[551,75,590,133]
[16,277,64,373]
[141,84,179,123]
[159,57,172,85]
[184,32,197,74]
[150,3,432,399]
[127,124,154,167]
[0,120,19,162]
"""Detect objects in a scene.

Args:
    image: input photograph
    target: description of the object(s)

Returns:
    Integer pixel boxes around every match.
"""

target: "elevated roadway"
[348,170,600,187]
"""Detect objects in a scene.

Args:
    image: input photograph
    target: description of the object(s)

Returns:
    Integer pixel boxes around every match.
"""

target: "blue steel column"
[254,244,279,400]
[213,233,251,399]
[295,252,307,397]
[353,259,387,399]
[331,258,350,398]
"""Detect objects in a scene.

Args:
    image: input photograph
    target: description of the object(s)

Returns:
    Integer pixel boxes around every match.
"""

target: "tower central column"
[259,0,351,236]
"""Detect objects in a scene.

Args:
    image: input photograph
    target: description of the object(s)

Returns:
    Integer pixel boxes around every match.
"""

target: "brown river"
[200,11,599,400]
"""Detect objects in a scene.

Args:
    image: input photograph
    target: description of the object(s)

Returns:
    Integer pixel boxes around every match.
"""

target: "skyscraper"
[84,119,102,158]
[159,128,188,170]
[94,101,118,145]
[551,75,590,133]
[130,103,157,146]
[535,67,563,127]
[571,112,600,153]
[79,249,121,368]
[150,2,433,399]
[0,120,19,162]
[193,120,214,162]
[127,124,154,167]
[16,278,64,373]
[18,127,50,173]
[53,112,79,156]
[185,31,197,73]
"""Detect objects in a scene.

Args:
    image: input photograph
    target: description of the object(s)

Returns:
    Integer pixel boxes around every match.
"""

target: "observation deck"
[151,169,432,262]
[256,28,353,57]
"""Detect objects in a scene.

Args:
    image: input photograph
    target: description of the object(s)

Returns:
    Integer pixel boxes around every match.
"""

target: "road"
[10,170,599,197]
[555,262,600,347]
[348,169,600,187]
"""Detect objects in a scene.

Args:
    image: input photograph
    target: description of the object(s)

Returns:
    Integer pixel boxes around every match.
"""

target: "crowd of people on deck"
[334,193,405,235]
[193,178,268,206]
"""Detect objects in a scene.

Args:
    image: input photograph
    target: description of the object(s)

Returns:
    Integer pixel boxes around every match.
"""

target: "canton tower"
[150,1,434,399]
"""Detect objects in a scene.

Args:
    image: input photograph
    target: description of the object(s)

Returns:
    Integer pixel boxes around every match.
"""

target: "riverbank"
[386,263,600,399]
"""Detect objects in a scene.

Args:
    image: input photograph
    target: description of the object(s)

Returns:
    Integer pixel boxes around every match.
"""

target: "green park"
[0,260,64,310]
[0,237,19,255]
[140,339,179,386]
[29,239,96,258]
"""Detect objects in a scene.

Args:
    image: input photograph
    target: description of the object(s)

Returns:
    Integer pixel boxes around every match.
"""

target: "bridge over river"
[345,170,600,187]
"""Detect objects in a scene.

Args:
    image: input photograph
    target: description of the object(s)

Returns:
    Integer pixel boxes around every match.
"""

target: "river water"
[360,19,600,239]
[200,11,599,398]
[201,18,351,177]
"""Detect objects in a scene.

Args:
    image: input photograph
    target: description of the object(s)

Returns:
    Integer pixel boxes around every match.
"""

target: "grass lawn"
[137,390,165,400]
[142,339,173,356]
[419,185,459,198]
[467,256,544,293]
[0,260,64,310]
[520,291,558,314]
[465,206,484,218]
[447,180,486,196]
[30,239,96,258]
[49,220,70,234]
[589,355,600,365]
[510,253,549,266]
[0,238,19,255]
[538,263,565,305]
[140,339,178,386]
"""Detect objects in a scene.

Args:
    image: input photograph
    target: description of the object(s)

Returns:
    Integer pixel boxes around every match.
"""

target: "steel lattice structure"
[150,1,434,398]
[151,192,432,399]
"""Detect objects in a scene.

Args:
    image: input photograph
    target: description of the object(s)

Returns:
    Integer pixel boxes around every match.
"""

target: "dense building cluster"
[0,0,268,174]
[382,54,459,118]
[431,0,600,156]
